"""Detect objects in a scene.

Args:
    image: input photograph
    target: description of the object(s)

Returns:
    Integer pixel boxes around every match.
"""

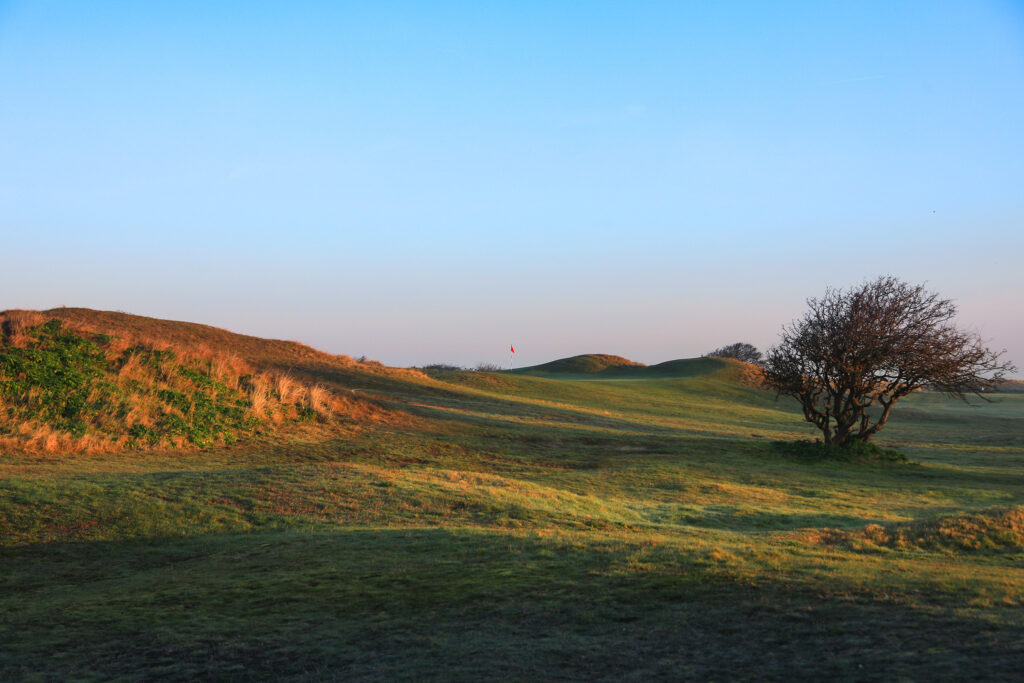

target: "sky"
[1,1,1022,373]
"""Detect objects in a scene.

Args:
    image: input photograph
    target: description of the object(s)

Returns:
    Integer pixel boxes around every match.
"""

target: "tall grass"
[307,384,332,417]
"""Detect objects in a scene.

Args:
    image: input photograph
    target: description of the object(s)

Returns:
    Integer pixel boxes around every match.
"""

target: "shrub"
[474,363,503,372]
[706,342,762,365]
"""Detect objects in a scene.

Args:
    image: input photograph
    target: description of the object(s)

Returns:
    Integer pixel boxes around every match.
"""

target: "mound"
[37,307,360,373]
[643,357,730,378]
[0,310,395,452]
[18,307,429,391]
[512,354,760,381]
[514,354,645,375]
[995,379,1024,393]
[815,506,1024,553]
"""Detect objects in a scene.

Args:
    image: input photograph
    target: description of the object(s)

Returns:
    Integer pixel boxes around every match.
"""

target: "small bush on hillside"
[421,363,463,371]
[706,342,762,365]
[770,439,907,463]
[474,363,502,372]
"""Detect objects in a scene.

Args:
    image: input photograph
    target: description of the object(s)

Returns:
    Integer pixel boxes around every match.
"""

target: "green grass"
[510,353,728,379]
[0,320,112,436]
[0,321,267,447]
[2,354,1024,679]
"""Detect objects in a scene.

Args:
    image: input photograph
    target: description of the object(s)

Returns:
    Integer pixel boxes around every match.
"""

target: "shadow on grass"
[675,505,892,531]
[769,439,909,463]
[3,528,1023,681]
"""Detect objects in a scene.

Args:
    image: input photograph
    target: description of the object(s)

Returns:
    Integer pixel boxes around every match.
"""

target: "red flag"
[510,345,515,353]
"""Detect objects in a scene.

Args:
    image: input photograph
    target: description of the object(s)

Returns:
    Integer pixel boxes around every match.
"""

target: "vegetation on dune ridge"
[507,353,766,387]
[706,342,763,365]
[33,307,431,386]
[0,311,362,452]
[513,353,645,375]
[814,506,1024,553]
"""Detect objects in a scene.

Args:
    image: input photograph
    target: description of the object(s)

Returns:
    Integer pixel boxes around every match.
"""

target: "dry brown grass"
[246,374,271,418]
[34,307,334,368]
[27,307,432,387]
[210,353,248,390]
[811,506,1024,553]
[0,421,109,454]
[307,384,331,417]
[0,310,44,347]
[728,359,767,388]
[275,374,299,404]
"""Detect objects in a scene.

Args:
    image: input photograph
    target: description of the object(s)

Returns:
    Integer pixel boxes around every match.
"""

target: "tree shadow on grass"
[663,505,892,531]
[3,527,1023,681]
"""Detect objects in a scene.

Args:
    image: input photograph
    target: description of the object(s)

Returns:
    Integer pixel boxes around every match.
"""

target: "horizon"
[2,2,1022,375]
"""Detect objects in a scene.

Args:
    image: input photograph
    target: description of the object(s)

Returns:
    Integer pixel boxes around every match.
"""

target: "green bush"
[0,320,112,433]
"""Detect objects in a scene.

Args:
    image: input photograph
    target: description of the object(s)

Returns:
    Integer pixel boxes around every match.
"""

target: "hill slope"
[511,353,645,375]
[0,309,410,451]
[996,379,1024,393]
[512,353,761,381]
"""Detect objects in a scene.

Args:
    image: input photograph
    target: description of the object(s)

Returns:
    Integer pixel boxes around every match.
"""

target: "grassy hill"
[512,353,761,381]
[0,309,410,452]
[2,309,1024,679]
[997,379,1024,393]
[512,353,646,376]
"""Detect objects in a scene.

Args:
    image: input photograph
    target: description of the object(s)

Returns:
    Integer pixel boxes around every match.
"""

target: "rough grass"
[771,439,909,463]
[0,315,369,451]
[815,506,1024,553]
[1,309,1023,679]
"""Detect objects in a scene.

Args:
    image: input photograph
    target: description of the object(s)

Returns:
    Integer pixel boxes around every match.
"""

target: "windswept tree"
[707,342,762,365]
[763,277,1015,446]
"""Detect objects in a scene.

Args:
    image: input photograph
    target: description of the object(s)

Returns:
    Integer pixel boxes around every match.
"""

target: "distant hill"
[512,354,645,376]
[995,380,1024,393]
[511,353,760,381]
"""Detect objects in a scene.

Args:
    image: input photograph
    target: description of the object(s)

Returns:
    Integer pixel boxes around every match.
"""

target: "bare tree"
[707,342,762,365]
[763,277,1015,446]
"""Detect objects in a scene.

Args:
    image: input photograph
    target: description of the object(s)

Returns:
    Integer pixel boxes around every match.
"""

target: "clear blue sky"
[2,1,1022,372]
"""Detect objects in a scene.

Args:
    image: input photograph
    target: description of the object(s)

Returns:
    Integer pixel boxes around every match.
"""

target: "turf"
[2,317,1023,680]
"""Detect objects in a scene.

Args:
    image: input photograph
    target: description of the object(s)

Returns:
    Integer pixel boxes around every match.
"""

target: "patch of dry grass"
[0,310,44,347]
[811,506,1024,553]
